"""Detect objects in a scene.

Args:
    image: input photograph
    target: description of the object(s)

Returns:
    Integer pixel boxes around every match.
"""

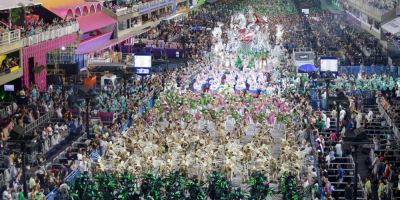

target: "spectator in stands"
[2,185,11,200]
[66,148,74,161]
[378,179,387,200]
[340,124,346,137]
[17,187,23,200]
[331,108,337,119]
[371,153,381,179]
[337,164,344,183]
[28,176,36,191]
[344,182,353,200]
[328,131,337,146]
[99,136,106,156]
[387,182,393,200]
[36,165,46,187]
[396,87,400,98]
[59,182,70,200]
[325,148,335,167]
[366,108,374,127]
[383,160,391,180]
[324,177,333,198]
[364,176,371,200]
[339,106,346,124]
[373,136,380,151]
[335,140,343,157]
[59,163,69,181]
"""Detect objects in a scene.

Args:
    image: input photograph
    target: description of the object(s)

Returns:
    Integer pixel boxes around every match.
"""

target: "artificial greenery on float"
[248,172,274,199]
[276,113,291,125]
[235,56,243,71]
[279,172,301,200]
[238,50,268,60]
[69,171,305,200]
[207,171,231,199]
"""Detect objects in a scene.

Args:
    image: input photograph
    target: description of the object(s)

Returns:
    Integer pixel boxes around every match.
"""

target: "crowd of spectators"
[0,2,214,197]
[0,82,93,198]
[22,16,77,37]
[0,58,19,74]
[0,0,398,199]
[0,13,76,45]
[303,70,400,200]
[366,0,397,12]
[104,0,162,13]
[337,0,396,13]
[279,11,386,66]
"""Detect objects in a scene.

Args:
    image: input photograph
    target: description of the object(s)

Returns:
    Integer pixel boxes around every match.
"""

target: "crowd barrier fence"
[338,65,398,77]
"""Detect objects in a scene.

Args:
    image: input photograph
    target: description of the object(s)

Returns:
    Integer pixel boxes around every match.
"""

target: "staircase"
[315,111,366,199]
[363,101,400,199]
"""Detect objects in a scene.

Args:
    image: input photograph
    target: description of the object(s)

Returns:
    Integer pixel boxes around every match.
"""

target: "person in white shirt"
[335,140,343,157]
[356,112,363,129]
[339,108,346,123]
[326,117,331,130]
[340,125,346,137]
[321,91,327,109]
[12,102,17,113]
[2,186,11,200]
[56,107,63,118]
[366,109,373,126]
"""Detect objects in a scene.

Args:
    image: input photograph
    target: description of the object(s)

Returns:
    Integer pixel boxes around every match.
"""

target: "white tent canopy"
[0,0,41,11]
[382,17,400,35]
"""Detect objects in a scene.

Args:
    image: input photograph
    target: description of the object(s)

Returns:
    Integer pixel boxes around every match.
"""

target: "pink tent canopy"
[77,11,117,33]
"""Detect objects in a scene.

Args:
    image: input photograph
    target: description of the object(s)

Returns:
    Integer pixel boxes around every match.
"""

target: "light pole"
[342,130,369,200]
[9,126,37,198]
[80,88,97,136]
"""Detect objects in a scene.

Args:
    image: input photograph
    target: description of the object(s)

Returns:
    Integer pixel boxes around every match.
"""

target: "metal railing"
[115,5,140,16]
[138,0,175,13]
[347,0,390,19]
[24,109,54,134]
[23,22,79,47]
[377,97,400,139]
[0,29,21,46]
[87,57,112,65]
[0,104,13,119]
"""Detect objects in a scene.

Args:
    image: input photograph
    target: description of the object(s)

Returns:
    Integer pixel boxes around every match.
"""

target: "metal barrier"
[24,109,54,134]
[0,22,78,48]
[23,22,79,47]
[115,5,139,16]
[0,104,13,118]
[346,0,389,18]
[309,131,324,200]
[46,169,81,200]
[0,29,21,46]
[377,98,400,139]
[87,57,112,65]
[138,0,175,13]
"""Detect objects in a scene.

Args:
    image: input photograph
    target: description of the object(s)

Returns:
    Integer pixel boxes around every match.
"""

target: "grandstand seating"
[316,111,366,199]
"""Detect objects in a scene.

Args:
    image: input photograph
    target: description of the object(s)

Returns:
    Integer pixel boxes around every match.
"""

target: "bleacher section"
[372,99,400,199]
[316,110,366,199]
